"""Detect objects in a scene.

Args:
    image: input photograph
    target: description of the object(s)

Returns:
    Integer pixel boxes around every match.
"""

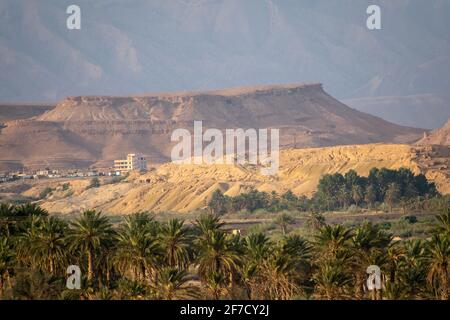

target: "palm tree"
[196,230,240,289]
[12,270,62,300]
[159,219,192,269]
[253,249,299,300]
[244,233,271,263]
[383,280,409,300]
[68,210,114,283]
[205,271,228,300]
[30,217,68,275]
[435,208,450,235]
[0,236,14,298]
[281,235,312,286]
[313,225,353,299]
[16,215,45,269]
[14,203,48,217]
[115,212,161,282]
[194,213,224,238]
[241,233,271,298]
[350,222,391,299]
[0,203,15,234]
[426,234,449,300]
[275,213,295,235]
[313,259,352,300]
[0,203,47,235]
[314,224,353,259]
[152,267,198,300]
[385,183,400,212]
[397,240,428,298]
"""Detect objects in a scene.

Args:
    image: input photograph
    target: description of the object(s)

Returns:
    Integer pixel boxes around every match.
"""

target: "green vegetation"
[208,168,445,214]
[62,183,70,191]
[0,203,448,300]
[0,167,447,300]
[39,187,54,199]
[87,177,101,190]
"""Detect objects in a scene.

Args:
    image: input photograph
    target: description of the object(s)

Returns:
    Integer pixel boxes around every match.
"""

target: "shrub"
[87,177,101,189]
[402,215,418,224]
[39,187,53,199]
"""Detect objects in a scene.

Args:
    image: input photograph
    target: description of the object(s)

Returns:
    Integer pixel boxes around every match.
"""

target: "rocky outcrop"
[417,118,450,146]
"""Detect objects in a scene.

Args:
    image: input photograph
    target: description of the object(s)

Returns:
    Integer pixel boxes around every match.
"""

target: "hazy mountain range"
[1,0,449,128]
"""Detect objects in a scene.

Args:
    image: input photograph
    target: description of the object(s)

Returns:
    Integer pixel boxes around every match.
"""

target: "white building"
[114,154,147,173]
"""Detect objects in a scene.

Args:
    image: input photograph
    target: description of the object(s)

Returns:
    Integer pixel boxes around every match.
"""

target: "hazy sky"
[1,0,449,102]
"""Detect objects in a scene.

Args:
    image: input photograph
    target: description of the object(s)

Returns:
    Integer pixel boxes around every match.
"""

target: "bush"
[62,183,70,191]
[377,221,392,230]
[402,215,418,224]
[87,177,101,189]
[39,187,53,199]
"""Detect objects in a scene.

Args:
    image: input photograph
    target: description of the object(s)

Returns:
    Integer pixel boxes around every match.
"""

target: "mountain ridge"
[0,84,424,171]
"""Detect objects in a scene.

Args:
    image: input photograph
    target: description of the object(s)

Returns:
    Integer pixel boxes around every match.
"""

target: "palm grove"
[0,167,448,300]
[208,168,440,215]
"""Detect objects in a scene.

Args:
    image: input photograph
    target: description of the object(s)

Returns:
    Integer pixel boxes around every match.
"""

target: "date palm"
[435,208,450,235]
[14,203,48,218]
[314,224,353,259]
[115,212,161,282]
[350,222,391,299]
[194,213,224,239]
[204,271,228,300]
[253,249,300,300]
[426,234,449,300]
[0,203,15,234]
[16,215,45,269]
[313,259,352,300]
[397,240,428,298]
[152,267,198,300]
[386,244,404,283]
[244,233,271,264]
[68,210,114,282]
[159,219,192,269]
[281,235,312,285]
[0,203,47,234]
[196,230,240,287]
[383,280,409,300]
[30,217,68,275]
[241,233,271,298]
[0,236,14,298]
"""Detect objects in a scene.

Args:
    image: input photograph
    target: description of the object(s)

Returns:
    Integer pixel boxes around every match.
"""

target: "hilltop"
[0,84,423,171]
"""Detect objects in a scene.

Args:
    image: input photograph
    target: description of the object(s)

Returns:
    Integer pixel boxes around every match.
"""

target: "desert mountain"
[0,84,423,171]
[417,118,450,146]
[12,143,445,215]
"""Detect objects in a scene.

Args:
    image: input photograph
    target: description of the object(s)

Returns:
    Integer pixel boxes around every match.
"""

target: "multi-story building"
[114,154,147,173]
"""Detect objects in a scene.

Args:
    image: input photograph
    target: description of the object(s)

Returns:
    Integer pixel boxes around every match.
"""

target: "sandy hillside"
[33,143,448,215]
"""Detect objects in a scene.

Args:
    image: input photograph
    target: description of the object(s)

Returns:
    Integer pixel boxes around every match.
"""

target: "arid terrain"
[0,84,423,171]
[0,142,446,215]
